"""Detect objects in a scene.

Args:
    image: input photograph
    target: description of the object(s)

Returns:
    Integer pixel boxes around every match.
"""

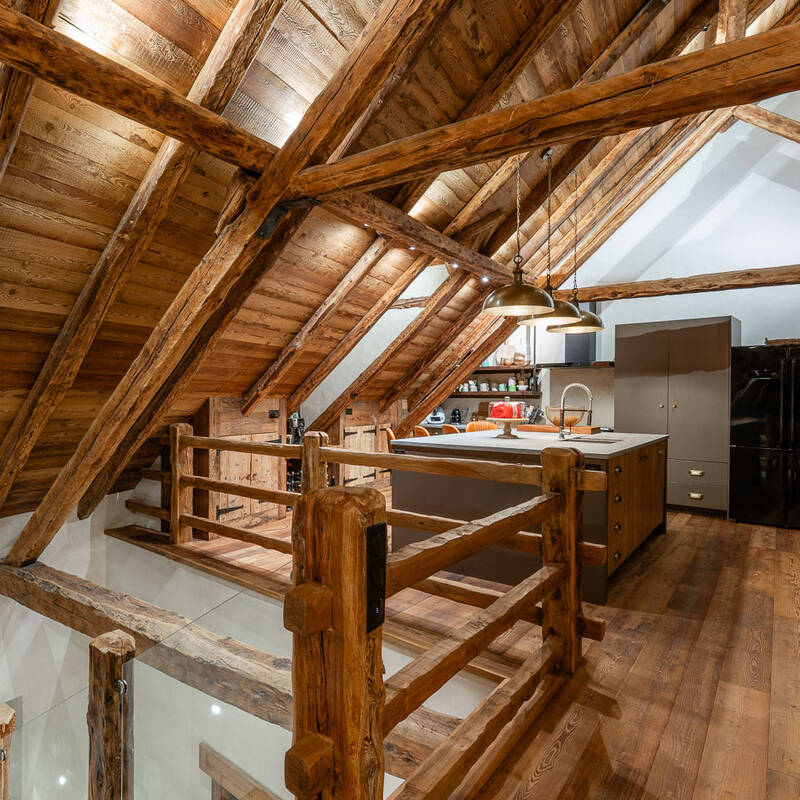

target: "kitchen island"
[390,430,668,603]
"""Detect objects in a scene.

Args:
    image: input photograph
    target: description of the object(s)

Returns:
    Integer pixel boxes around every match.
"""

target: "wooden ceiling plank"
[287,23,800,198]
[732,102,800,143]
[310,269,472,431]
[394,318,519,438]
[0,0,285,514]
[8,0,454,558]
[240,236,391,413]
[558,262,800,302]
[0,3,275,171]
[0,0,61,184]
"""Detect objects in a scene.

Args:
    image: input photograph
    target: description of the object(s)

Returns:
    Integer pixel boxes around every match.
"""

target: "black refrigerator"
[730,344,800,528]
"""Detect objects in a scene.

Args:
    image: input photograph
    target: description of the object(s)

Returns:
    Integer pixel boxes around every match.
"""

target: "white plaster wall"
[575,92,800,358]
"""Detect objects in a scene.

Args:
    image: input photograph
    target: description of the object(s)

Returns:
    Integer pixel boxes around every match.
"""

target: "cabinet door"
[615,327,669,434]
[213,437,250,523]
[250,430,285,521]
[359,426,378,484]
[667,322,730,462]
[342,427,361,486]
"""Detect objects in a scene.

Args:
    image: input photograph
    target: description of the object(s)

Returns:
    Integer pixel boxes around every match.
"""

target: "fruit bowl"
[545,405,586,429]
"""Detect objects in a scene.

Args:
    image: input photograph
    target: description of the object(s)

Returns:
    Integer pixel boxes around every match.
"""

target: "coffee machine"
[450,408,462,424]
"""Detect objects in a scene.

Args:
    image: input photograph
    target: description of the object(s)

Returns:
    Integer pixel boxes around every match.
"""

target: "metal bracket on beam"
[255,199,321,240]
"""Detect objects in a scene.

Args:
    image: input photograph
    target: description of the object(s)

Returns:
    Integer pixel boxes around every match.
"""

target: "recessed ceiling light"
[363,223,369,228]
[211,704,222,716]
[481,275,490,283]
[58,776,67,787]
[409,245,416,251]
[452,262,459,268]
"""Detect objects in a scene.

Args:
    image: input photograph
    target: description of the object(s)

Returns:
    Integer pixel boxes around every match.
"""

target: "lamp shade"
[518,296,581,327]
[483,282,554,317]
[547,306,604,333]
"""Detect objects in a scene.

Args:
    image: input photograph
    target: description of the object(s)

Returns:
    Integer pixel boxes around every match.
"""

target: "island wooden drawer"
[667,459,727,487]
[667,482,727,510]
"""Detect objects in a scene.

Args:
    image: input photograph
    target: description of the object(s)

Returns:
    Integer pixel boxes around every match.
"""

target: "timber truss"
[0,0,799,566]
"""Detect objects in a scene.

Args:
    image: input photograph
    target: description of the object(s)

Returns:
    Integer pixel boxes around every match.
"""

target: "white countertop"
[392,429,668,460]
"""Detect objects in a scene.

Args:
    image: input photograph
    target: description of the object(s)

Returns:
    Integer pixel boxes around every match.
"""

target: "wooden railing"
[124,425,607,798]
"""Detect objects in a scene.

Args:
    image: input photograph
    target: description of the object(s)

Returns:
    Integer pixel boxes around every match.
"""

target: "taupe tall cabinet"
[615,317,741,512]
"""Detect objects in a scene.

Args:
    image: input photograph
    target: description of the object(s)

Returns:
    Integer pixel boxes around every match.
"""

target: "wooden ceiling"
[0,0,798,521]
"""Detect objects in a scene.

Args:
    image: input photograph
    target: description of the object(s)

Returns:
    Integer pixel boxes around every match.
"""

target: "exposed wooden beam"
[286,254,431,415]
[395,318,519,438]
[386,291,491,412]
[265,3,582,419]
[557,263,800,302]
[0,0,61,184]
[241,237,391,414]
[551,109,732,287]
[390,0,583,211]
[288,23,800,198]
[390,296,430,310]
[324,192,510,280]
[483,0,677,257]
[0,561,455,779]
[9,0,452,566]
[0,3,275,171]
[0,0,284,514]
[311,271,472,431]
[717,0,749,42]
[733,102,800,143]
[77,210,306,520]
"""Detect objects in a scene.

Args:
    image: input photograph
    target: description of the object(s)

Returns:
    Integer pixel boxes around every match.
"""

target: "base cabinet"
[607,442,666,575]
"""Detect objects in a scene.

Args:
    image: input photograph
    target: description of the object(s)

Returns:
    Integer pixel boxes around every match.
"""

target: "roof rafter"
[7,0,457,566]
[0,0,61,184]
[242,0,581,417]
[558,262,800,301]
[732,102,800,142]
[287,23,800,199]
[0,0,286,514]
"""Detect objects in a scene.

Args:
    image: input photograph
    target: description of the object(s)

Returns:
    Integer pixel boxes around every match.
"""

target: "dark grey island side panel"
[389,445,610,603]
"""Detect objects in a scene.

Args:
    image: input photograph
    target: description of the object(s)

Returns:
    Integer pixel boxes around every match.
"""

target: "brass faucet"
[559,382,593,440]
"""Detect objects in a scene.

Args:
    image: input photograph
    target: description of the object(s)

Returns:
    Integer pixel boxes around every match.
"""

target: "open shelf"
[449,392,541,399]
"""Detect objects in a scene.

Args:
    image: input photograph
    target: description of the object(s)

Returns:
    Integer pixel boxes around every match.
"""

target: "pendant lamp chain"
[514,155,522,270]
[544,148,553,292]
[572,167,579,301]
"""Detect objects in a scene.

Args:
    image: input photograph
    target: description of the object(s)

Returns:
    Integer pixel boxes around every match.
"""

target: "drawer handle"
[614,494,622,503]
[613,550,622,560]
[658,450,664,456]
[688,469,705,477]
[614,465,623,473]
[688,491,704,500]
[613,522,622,531]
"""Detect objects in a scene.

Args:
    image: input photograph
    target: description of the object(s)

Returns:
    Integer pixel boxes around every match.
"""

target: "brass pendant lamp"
[548,168,604,334]
[482,156,554,317]
[518,151,580,327]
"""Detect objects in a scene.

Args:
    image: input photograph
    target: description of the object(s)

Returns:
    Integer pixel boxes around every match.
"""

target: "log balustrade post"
[0,704,15,800]
[540,447,583,673]
[285,486,386,799]
[87,630,135,800]
[169,422,193,544]
[301,430,328,493]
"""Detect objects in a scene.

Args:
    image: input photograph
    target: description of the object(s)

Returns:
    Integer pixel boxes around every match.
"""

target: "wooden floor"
[110,508,800,798]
